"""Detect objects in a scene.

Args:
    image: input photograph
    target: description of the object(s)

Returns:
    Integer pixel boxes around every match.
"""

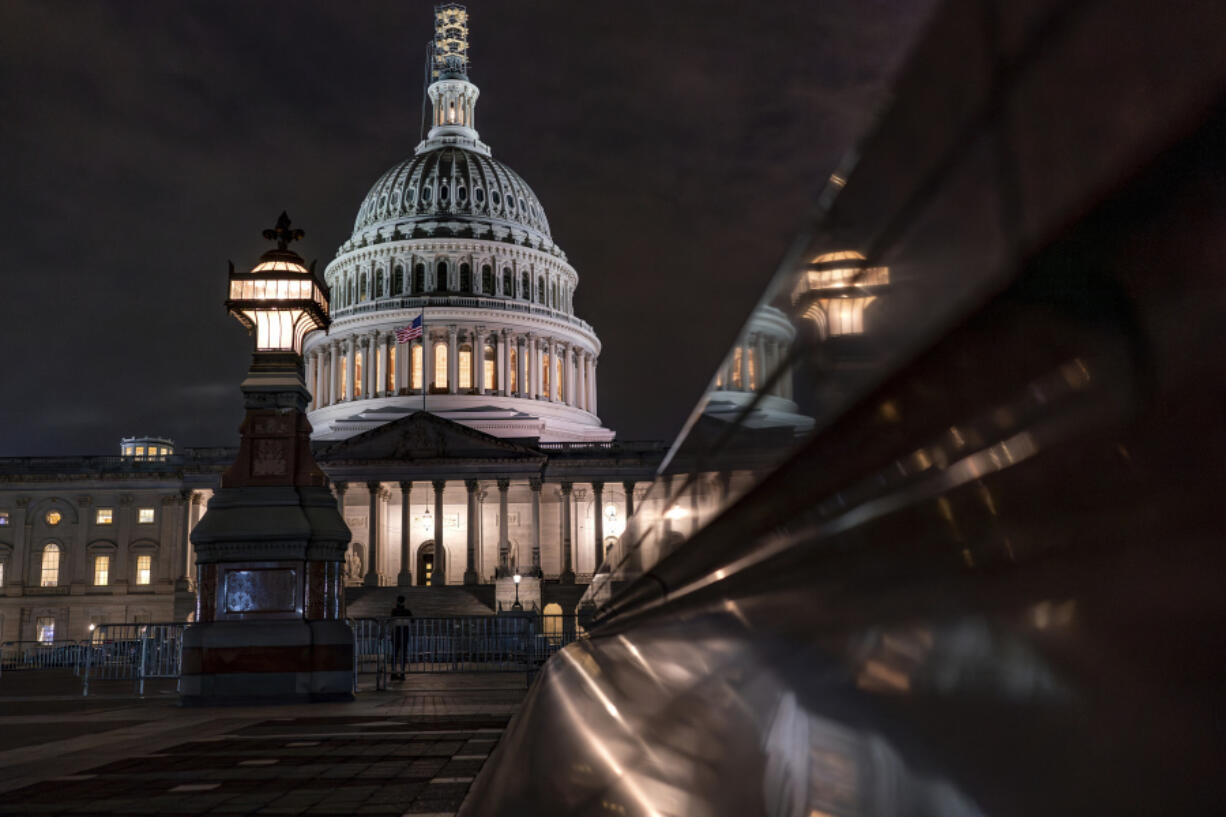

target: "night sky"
[0,0,932,456]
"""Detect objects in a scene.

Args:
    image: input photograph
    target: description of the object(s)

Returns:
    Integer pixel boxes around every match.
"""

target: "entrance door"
[417,541,446,586]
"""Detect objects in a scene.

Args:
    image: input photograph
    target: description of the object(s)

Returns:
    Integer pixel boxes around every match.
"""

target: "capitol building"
[0,5,822,644]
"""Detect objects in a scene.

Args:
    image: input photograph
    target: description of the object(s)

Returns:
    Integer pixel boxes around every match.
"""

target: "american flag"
[395,314,423,343]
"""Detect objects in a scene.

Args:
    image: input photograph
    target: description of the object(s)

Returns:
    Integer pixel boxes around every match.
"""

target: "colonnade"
[305,328,598,414]
[715,332,794,399]
[335,477,636,587]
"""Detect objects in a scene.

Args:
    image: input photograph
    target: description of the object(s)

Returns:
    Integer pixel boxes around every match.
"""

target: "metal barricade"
[0,640,89,677]
[81,622,185,696]
[348,617,387,691]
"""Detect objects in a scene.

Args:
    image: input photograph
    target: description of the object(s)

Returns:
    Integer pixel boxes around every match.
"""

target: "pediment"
[316,411,543,463]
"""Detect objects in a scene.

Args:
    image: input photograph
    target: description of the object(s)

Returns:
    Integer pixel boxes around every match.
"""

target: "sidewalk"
[0,672,526,816]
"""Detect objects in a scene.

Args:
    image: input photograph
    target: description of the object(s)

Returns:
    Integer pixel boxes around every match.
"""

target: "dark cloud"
[0,0,934,455]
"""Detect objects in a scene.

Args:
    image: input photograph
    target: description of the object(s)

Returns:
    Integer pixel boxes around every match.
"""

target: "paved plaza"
[0,672,527,815]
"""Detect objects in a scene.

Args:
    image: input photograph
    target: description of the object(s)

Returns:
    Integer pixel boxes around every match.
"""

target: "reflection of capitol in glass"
[793,250,890,338]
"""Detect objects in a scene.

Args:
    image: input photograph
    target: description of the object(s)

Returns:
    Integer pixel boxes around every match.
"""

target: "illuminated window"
[484,344,496,390]
[96,508,113,525]
[36,616,55,644]
[354,351,364,398]
[731,348,743,390]
[509,347,518,392]
[0,511,8,526]
[340,357,349,400]
[41,544,59,587]
[45,510,62,526]
[434,342,448,389]
[542,352,550,397]
[458,344,473,389]
[555,356,563,400]
[93,555,110,586]
[748,347,758,391]
[136,554,152,585]
[135,446,145,457]
[412,343,423,389]
[138,507,155,524]
[387,345,396,392]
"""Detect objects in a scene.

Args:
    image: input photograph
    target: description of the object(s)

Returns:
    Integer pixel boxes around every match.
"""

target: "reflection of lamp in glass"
[664,505,689,521]
[512,572,522,611]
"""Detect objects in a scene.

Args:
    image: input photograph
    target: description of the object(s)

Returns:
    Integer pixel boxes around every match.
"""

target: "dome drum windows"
[481,264,493,294]
[393,265,405,295]
[537,275,545,305]
[435,260,449,292]
[460,263,472,293]
[502,268,512,297]
[521,272,530,300]
[375,269,385,298]
[413,264,426,294]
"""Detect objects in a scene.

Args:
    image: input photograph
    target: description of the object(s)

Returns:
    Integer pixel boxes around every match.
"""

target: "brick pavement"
[0,672,526,816]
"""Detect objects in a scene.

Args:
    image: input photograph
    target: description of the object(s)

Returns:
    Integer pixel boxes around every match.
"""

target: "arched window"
[502,268,512,296]
[348,276,356,305]
[375,269,385,298]
[340,357,349,400]
[537,276,545,304]
[435,260,448,292]
[521,272,530,300]
[360,272,369,301]
[40,544,60,587]
[556,356,563,400]
[433,342,448,390]
[484,344,497,391]
[482,264,493,294]
[392,265,404,295]
[509,346,518,392]
[459,263,472,293]
[551,281,558,309]
[354,351,364,398]
[386,345,396,392]
[458,343,473,389]
[542,352,550,397]
[411,343,424,390]
[413,264,425,294]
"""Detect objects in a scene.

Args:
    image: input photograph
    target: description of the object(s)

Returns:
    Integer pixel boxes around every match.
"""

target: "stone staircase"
[344,585,496,619]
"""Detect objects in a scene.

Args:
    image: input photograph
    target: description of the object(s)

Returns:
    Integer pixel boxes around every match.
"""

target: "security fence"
[349,614,577,691]
[0,641,90,675]
[80,623,185,696]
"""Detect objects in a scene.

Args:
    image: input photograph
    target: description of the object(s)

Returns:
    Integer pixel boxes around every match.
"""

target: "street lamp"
[512,572,522,611]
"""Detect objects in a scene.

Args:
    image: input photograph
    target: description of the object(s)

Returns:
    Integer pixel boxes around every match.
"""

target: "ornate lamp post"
[180,213,353,705]
[512,572,522,611]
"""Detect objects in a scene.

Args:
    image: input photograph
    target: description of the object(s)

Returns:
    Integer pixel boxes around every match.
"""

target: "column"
[592,481,604,572]
[499,330,510,396]
[516,336,527,397]
[398,481,412,586]
[395,334,408,394]
[558,482,573,583]
[497,479,510,574]
[464,480,479,584]
[364,481,381,586]
[432,480,445,586]
[546,339,557,402]
[365,333,377,398]
[530,478,543,575]
[346,336,356,401]
[374,332,386,396]
[475,329,486,393]
[584,356,594,411]
[305,351,316,410]
[740,338,752,393]
[447,325,458,394]
[623,480,636,518]
[330,342,341,405]
[334,482,348,580]
[565,346,576,406]
[589,359,598,416]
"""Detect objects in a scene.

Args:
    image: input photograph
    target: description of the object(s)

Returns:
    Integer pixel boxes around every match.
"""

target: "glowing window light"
[93,555,110,586]
[459,344,473,389]
[40,544,59,587]
[803,297,878,337]
[136,554,152,585]
[412,343,424,389]
[434,342,449,389]
[483,344,496,390]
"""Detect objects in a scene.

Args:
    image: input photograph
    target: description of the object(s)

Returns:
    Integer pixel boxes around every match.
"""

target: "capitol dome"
[302,8,613,444]
[349,148,555,253]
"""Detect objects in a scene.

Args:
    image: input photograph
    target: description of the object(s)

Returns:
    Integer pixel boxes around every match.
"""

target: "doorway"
[416,541,445,586]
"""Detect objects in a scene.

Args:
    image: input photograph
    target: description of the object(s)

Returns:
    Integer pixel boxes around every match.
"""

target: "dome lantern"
[417,4,490,157]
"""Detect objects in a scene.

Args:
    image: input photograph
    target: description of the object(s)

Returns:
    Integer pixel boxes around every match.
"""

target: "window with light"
[0,561,6,587]
[96,508,113,525]
[387,345,396,392]
[40,544,59,587]
[510,347,518,392]
[93,555,110,586]
[484,344,496,390]
[542,352,550,396]
[434,342,448,389]
[458,344,473,389]
[555,357,563,400]
[0,511,8,526]
[731,348,744,389]
[412,344,423,389]
[354,351,364,398]
[36,617,55,644]
[136,554,152,585]
[341,357,349,400]
[138,507,155,524]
